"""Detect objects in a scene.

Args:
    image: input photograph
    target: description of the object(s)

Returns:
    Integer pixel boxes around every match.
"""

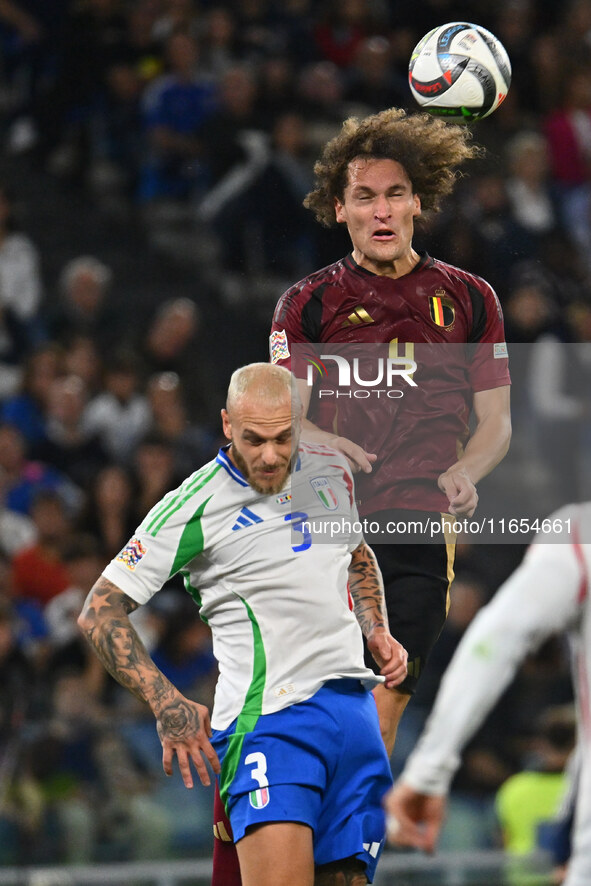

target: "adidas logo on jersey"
[232,507,263,531]
[341,305,375,328]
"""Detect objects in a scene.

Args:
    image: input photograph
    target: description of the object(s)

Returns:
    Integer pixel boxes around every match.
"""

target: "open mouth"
[372,228,396,240]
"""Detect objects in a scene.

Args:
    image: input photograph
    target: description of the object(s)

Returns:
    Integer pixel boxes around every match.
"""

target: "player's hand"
[367,627,408,688]
[385,780,446,853]
[330,435,377,474]
[437,467,478,517]
[156,696,220,789]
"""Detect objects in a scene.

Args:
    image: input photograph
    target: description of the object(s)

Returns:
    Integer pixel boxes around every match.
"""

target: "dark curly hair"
[304,107,483,227]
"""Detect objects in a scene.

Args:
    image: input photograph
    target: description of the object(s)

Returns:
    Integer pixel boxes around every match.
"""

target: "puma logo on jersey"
[232,507,264,531]
[341,305,375,327]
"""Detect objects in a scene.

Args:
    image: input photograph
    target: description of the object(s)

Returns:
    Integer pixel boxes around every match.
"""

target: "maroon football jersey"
[270,252,510,515]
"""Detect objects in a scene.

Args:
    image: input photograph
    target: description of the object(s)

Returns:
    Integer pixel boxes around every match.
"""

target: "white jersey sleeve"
[401,503,590,796]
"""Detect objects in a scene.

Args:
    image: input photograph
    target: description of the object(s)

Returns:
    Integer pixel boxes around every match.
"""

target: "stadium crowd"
[0,0,588,867]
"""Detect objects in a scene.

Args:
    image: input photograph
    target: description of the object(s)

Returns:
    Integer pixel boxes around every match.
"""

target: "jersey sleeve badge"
[116,536,147,571]
[270,329,290,364]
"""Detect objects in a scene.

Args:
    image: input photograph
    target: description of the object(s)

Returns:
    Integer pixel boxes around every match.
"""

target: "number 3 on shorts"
[245,752,271,809]
[245,751,269,788]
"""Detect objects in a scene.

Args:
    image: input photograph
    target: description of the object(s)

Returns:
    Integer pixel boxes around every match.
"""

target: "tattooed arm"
[348,542,408,689]
[77,576,220,788]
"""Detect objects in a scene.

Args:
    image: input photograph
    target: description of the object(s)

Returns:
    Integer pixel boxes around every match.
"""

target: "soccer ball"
[408,22,511,122]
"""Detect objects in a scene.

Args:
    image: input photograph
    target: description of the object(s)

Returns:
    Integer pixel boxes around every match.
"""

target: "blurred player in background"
[78,363,407,886]
[387,503,591,886]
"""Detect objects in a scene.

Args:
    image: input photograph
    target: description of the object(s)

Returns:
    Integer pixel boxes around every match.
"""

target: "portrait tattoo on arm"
[80,576,177,711]
[347,542,387,637]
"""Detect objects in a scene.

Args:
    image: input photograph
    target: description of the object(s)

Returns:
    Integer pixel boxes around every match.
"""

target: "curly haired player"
[215,106,511,886]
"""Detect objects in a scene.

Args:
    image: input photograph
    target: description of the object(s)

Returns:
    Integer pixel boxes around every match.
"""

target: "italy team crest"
[428,290,455,328]
[310,477,339,510]
[249,787,270,808]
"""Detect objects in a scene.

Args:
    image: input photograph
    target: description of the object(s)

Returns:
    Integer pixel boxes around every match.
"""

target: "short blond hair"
[226,363,301,416]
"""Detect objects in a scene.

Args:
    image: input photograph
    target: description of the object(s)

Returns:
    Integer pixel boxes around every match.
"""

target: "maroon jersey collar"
[343,251,432,278]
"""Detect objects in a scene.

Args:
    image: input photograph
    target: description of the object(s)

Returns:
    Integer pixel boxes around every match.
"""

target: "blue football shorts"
[211,678,392,882]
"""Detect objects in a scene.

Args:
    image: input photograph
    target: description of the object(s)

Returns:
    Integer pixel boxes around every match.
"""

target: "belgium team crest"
[429,290,455,329]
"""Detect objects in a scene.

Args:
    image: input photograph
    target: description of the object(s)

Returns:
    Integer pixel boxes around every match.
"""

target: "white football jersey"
[401,502,591,886]
[103,443,381,729]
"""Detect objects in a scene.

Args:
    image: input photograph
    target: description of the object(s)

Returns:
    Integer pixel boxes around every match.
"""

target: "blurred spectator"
[145,371,218,475]
[255,53,297,130]
[10,488,72,606]
[115,0,163,84]
[33,374,109,490]
[0,422,83,517]
[29,671,171,862]
[95,62,145,203]
[212,110,315,279]
[80,464,137,559]
[543,65,591,268]
[139,28,218,204]
[141,297,221,424]
[490,1,540,117]
[198,5,241,79]
[312,0,370,69]
[62,334,104,397]
[231,0,282,60]
[460,173,532,294]
[142,296,199,372]
[0,181,44,397]
[0,342,63,448]
[34,0,128,183]
[29,672,107,863]
[45,255,116,353]
[344,35,408,113]
[0,466,36,558]
[44,533,108,693]
[151,595,217,705]
[194,63,268,231]
[295,60,348,151]
[152,0,200,44]
[131,432,183,518]
[503,276,560,344]
[504,130,563,257]
[82,349,151,464]
[495,704,577,856]
[0,548,48,669]
[526,300,591,501]
[0,596,44,864]
[90,2,164,200]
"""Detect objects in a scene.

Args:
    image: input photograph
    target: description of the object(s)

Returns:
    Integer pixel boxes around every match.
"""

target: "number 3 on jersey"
[285,511,311,552]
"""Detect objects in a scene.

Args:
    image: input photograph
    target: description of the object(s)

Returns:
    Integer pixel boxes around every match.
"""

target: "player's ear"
[413,193,421,216]
[334,196,346,224]
[221,408,232,441]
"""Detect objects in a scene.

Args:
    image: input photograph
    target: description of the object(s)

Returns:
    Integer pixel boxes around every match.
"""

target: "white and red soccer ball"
[409,22,512,122]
